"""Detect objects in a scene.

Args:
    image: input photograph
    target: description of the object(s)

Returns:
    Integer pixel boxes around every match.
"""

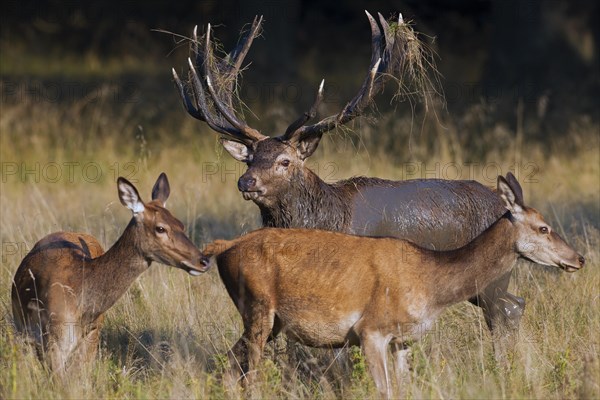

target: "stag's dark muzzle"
[238,175,256,192]
[238,173,263,201]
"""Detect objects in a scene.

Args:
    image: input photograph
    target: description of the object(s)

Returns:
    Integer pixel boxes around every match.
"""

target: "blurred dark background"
[1,0,599,140]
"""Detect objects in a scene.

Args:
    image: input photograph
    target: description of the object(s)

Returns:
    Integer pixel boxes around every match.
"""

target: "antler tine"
[203,24,265,142]
[337,11,388,115]
[186,57,209,117]
[173,19,266,144]
[284,79,325,138]
[191,25,209,81]
[218,16,263,110]
[173,62,246,138]
[186,59,247,137]
[378,12,395,58]
[339,11,385,118]
[172,68,203,120]
[377,12,408,82]
[228,16,263,76]
[192,25,200,62]
[287,11,394,141]
[367,11,383,69]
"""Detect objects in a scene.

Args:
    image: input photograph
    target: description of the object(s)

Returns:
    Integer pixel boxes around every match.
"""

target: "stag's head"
[498,173,585,273]
[219,135,318,204]
[173,12,428,207]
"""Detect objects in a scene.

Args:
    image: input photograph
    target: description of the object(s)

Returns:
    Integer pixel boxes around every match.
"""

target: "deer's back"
[11,232,105,330]
[348,178,505,250]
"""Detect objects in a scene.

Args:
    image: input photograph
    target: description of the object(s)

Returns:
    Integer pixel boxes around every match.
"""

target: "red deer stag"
[172,12,525,355]
[11,173,209,374]
[205,173,584,398]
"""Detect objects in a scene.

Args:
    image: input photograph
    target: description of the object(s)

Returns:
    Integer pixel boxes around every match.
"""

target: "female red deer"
[205,173,584,398]
[11,173,209,374]
[172,12,525,354]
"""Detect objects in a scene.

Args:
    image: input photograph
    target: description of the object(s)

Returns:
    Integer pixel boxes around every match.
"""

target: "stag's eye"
[155,226,167,234]
[539,226,549,234]
[280,159,291,167]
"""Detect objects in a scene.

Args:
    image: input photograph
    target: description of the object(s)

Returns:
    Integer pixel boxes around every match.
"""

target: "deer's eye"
[280,159,290,167]
[155,226,167,234]
[539,226,549,234]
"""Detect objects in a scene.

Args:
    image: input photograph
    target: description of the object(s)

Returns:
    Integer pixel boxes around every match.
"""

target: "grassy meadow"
[1,51,599,399]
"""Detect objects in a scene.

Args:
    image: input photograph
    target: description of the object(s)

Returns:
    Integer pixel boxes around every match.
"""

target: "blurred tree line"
[2,0,598,136]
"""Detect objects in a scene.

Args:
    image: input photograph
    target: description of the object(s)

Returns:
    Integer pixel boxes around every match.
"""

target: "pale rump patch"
[339,311,362,333]
[403,294,438,340]
[406,293,429,321]
[51,282,77,298]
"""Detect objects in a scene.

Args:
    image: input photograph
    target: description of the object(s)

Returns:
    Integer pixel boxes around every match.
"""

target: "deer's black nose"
[238,176,256,191]
[578,255,585,267]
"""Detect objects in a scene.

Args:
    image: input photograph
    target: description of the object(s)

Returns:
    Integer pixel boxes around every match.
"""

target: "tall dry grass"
[0,87,598,399]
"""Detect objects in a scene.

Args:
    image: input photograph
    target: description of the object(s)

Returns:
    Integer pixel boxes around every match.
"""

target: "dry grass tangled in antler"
[387,15,444,113]
[183,14,443,131]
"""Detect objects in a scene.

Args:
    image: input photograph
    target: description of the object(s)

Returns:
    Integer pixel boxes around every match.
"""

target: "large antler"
[172,16,266,144]
[283,11,413,143]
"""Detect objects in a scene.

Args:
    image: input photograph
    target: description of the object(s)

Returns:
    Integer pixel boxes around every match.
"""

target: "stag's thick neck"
[424,213,518,307]
[260,169,353,231]
[79,219,149,322]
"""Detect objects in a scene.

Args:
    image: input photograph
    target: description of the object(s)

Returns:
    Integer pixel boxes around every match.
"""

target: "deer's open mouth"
[242,191,263,201]
[180,258,211,276]
[559,262,580,273]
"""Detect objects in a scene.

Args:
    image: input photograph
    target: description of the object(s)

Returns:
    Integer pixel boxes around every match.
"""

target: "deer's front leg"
[224,336,249,394]
[470,271,525,363]
[361,331,391,399]
[390,341,411,379]
[225,301,275,394]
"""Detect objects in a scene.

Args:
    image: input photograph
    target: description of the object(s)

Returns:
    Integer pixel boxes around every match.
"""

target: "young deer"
[205,173,584,398]
[11,173,209,374]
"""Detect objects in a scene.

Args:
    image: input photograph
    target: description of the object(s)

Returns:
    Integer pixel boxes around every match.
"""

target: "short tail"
[203,239,236,258]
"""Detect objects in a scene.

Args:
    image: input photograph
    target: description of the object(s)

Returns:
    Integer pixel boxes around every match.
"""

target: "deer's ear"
[118,177,145,214]
[498,175,523,216]
[221,138,252,162]
[152,172,170,207]
[505,172,524,206]
[296,132,323,160]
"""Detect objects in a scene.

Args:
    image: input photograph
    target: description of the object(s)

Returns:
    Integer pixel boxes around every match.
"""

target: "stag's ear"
[152,172,170,207]
[118,177,145,214]
[498,175,523,216]
[296,132,323,161]
[221,138,252,162]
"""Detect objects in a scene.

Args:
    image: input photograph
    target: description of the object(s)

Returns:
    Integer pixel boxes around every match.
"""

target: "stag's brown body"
[11,174,208,374]
[173,11,525,345]
[207,174,584,398]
